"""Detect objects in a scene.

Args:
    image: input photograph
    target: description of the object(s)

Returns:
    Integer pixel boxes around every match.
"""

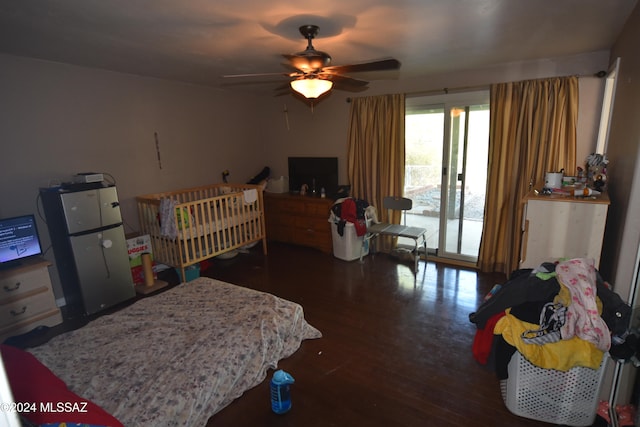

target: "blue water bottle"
[270,369,295,414]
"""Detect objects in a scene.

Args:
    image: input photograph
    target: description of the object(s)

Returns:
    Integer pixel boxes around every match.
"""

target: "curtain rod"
[345,84,487,103]
[345,70,607,103]
[345,85,486,103]
[405,84,490,97]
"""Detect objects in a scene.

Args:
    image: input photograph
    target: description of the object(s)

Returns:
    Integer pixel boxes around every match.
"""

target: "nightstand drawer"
[0,309,63,340]
[0,258,62,342]
[0,267,51,303]
[0,288,57,327]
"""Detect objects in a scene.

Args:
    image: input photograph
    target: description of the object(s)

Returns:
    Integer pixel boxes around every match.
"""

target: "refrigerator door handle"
[69,222,123,237]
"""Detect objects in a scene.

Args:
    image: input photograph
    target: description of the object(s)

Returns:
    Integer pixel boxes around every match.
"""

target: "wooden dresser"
[0,257,63,342]
[264,192,334,254]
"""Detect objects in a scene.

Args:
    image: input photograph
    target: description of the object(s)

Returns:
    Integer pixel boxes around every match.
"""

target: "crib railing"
[136,183,266,281]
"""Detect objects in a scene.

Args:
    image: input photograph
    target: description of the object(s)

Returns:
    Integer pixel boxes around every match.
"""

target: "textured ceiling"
[0,0,636,91]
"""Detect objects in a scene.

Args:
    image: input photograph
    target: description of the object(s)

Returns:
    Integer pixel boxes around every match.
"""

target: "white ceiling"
[0,0,637,92]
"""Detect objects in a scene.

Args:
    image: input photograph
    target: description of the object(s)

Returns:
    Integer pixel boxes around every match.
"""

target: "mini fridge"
[40,185,135,318]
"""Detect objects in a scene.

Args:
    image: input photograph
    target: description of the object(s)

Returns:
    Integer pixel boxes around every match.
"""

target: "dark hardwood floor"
[5,242,605,426]
[202,242,552,427]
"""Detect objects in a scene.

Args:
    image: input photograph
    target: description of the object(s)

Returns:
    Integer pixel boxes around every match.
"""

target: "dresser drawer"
[293,216,331,232]
[264,193,334,254]
[0,288,57,327]
[266,224,295,243]
[295,231,332,253]
[270,199,306,215]
[0,267,51,303]
[265,213,289,228]
[304,201,332,216]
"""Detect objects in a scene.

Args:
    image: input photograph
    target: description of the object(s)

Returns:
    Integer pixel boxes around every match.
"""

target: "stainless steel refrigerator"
[40,185,135,318]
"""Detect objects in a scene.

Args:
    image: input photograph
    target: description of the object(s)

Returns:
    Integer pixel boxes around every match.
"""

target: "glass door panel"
[404,106,444,252]
[440,104,489,262]
[404,92,489,264]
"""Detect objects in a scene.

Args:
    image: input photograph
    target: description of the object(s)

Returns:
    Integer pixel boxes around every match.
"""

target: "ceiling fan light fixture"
[290,78,333,99]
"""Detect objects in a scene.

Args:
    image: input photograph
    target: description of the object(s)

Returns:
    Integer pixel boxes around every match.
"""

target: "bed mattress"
[28,277,321,426]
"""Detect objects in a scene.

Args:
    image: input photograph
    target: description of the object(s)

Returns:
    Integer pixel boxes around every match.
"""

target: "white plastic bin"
[331,221,369,261]
[266,176,289,193]
[500,351,607,426]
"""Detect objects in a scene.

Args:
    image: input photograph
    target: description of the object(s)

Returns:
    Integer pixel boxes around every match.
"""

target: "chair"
[363,196,428,271]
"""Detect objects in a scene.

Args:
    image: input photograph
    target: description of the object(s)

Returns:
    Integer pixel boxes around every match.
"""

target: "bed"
[15,277,321,426]
[136,183,267,280]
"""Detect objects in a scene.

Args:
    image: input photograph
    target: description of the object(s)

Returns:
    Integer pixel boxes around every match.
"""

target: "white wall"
[0,55,267,223]
[0,54,266,297]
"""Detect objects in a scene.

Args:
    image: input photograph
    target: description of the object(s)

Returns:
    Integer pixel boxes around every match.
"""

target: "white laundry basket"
[330,221,369,261]
[500,351,607,426]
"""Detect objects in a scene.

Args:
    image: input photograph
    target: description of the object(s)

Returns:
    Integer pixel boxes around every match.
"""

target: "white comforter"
[28,277,321,426]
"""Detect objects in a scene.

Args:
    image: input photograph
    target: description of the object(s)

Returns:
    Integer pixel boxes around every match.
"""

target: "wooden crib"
[136,183,267,281]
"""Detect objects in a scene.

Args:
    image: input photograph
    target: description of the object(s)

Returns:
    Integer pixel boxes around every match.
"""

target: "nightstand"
[0,257,63,342]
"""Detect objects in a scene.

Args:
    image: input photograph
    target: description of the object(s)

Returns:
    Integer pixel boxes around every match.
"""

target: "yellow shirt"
[494,308,604,371]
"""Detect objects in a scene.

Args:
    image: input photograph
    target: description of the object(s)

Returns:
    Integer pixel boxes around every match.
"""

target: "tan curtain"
[347,94,406,225]
[478,76,578,274]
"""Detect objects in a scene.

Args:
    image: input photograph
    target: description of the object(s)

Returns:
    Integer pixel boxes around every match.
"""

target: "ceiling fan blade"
[332,82,370,93]
[323,58,401,74]
[222,72,291,78]
[231,26,400,99]
[324,74,369,87]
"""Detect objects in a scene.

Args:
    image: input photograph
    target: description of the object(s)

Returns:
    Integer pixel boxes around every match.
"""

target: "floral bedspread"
[28,277,322,426]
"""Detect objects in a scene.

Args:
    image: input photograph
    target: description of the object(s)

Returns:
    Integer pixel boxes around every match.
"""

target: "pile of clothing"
[329,197,372,237]
[470,258,631,379]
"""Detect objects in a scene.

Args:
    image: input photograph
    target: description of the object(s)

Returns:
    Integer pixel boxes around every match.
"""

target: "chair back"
[383,197,413,225]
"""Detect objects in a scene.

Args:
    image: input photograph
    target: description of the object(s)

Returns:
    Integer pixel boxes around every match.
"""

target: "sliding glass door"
[404,91,489,263]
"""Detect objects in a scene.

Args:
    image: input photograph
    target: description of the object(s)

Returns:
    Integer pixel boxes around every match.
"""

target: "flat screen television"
[288,157,338,196]
[0,214,43,268]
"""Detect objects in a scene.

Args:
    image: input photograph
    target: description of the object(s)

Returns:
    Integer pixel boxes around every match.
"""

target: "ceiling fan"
[223,25,401,99]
